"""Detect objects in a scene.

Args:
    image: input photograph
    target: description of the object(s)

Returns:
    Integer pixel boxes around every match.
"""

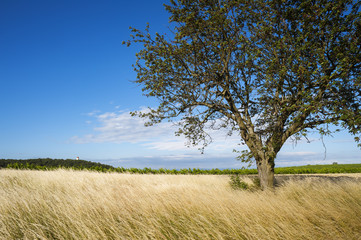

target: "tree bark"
[256,156,275,190]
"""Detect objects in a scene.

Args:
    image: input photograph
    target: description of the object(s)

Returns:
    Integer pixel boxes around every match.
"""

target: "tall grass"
[0,169,360,239]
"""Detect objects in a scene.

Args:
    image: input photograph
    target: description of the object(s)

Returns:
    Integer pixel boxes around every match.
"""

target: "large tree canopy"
[124,0,361,189]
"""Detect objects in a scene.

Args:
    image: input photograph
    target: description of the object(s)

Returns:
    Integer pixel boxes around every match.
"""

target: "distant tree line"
[0,158,360,174]
[0,158,114,170]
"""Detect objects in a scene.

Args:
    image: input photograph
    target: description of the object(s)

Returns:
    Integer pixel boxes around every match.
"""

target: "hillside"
[0,158,114,170]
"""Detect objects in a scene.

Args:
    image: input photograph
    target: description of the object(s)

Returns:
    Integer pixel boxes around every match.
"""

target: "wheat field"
[0,169,360,240]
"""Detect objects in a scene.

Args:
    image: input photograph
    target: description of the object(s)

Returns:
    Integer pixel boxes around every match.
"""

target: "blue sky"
[1,0,360,169]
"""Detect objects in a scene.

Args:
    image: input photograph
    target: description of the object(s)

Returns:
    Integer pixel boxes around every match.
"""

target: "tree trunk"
[256,157,275,190]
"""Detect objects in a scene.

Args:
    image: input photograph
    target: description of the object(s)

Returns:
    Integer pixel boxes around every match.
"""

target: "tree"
[124,0,361,189]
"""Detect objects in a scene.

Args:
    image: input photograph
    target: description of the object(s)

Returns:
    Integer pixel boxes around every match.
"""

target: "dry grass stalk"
[0,169,360,239]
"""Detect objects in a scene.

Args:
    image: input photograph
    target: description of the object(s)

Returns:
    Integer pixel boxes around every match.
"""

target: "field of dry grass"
[0,169,360,240]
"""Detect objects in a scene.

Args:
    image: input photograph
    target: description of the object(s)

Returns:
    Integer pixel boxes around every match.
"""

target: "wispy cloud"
[92,153,247,169]
[72,109,174,144]
[72,108,242,153]
[85,110,101,116]
[276,151,334,167]
[72,108,360,169]
[278,151,318,157]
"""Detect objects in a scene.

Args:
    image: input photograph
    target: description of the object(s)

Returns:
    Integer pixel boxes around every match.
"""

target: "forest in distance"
[0,158,360,175]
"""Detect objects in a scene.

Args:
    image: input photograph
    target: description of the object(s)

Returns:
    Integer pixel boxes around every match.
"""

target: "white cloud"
[93,153,246,169]
[73,109,174,144]
[72,108,360,169]
[278,151,318,157]
[72,108,243,153]
[85,110,101,116]
[143,139,191,151]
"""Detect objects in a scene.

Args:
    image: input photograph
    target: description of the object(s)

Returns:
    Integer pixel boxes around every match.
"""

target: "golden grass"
[0,169,360,240]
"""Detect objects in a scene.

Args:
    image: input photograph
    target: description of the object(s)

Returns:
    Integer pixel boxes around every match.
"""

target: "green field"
[275,163,361,174]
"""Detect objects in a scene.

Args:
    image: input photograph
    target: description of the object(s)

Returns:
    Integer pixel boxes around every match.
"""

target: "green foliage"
[229,175,261,191]
[124,0,361,189]
[1,158,114,172]
[230,174,249,190]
